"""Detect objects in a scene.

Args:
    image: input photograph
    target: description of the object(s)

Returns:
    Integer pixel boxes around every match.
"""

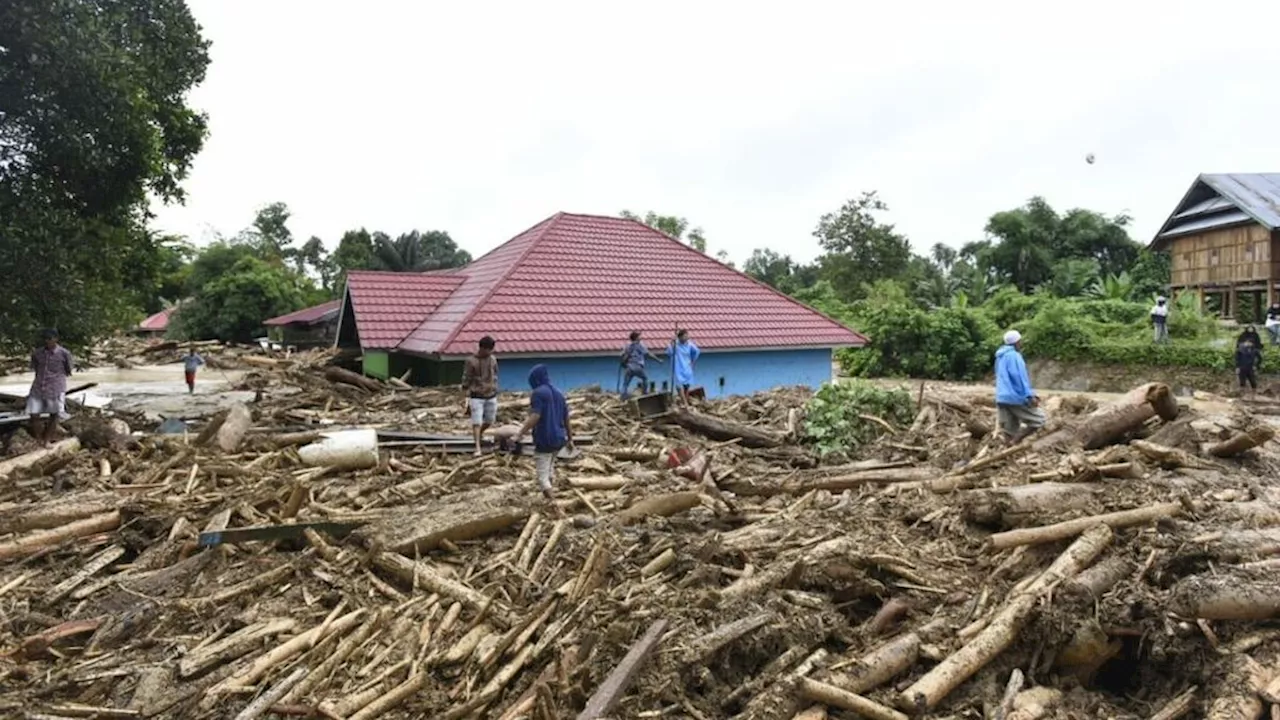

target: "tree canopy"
[0,0,210,352]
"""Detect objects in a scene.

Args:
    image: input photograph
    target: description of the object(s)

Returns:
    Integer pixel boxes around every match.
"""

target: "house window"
[1182,252,1191,268]
[1209,249,1220,266]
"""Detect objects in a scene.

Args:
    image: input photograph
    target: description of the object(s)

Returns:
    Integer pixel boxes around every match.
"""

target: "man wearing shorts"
[27,328,74,446]
[994,330,1045,444]
[183,346,205,394]
[513,364,573,508]
[462,336,499,456]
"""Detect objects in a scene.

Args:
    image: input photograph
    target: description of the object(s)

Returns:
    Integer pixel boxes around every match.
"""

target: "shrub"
[803,381,915,457]
[984,286,1049,330]
[1071,299,1149,326]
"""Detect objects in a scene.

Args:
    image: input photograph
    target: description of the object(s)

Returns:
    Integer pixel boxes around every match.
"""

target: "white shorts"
[535,452,556,491]
[26,394,68,420]
[469,397,497,426]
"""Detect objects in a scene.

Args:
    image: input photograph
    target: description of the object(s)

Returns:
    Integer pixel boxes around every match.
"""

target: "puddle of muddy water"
[0,364,253,420]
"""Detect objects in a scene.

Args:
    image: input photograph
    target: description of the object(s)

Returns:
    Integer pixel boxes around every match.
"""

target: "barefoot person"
[512,364,573,508]
[183,346,205,394]
[27,329,74,446]
[994,330,1045,443]
[462,336,499,456]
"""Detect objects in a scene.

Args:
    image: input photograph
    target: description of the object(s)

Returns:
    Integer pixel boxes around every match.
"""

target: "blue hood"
[528,364,550,389]
[995,344,1017,360]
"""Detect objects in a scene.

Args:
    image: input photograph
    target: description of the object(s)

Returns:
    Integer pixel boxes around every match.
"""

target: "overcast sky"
[150,0,1280,266]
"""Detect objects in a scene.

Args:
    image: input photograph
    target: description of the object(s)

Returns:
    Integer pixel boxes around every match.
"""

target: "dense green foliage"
[802,381,915,457]
[0,0,210,352]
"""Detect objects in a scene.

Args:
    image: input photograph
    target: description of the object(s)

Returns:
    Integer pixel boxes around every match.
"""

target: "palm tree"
[374,231,471,272]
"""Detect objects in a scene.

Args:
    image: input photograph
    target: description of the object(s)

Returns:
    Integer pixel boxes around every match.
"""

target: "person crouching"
[513,364,574,507]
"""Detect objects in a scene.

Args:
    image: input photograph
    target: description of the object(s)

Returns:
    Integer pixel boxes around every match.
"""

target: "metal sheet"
[1201,173,1280,229]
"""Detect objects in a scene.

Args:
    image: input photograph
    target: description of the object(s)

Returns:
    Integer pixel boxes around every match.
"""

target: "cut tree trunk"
[0,492,120,534]
[1168,567,1280,620]
[668,409,782,448]
[616,492,702,525]
[0,511,121,562]
[962,483,1101,528]
[216,403,253,453]
[1206,655,1266,720]
[987,502,1181,550]
[324,366,383,393]
[1075,382,1177,450]
[354,488,532,555]
[0,438,81,480]
[1208,426,1276,458]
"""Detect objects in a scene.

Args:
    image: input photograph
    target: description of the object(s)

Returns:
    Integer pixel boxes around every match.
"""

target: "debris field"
[3,348,1280,719]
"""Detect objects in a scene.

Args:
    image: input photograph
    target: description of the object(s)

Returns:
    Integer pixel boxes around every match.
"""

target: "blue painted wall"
[494,348,834,397]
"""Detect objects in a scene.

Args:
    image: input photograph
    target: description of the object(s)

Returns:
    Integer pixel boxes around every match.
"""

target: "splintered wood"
[4,367,1280,719]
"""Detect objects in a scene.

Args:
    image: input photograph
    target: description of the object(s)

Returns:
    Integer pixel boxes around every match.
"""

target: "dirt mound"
[2,369,1280,718]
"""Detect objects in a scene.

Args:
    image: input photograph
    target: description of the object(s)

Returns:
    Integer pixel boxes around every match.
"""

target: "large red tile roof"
[344,213,867,355]
[345,271,464,349]
[263,300,341,327]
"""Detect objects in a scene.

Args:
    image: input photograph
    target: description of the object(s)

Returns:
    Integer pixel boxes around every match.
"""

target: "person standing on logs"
[994,330,1045,444]
[27,328,74,447]
[668,329,701,406]
[619,331,661,399]
[512,364,573,511]
[1236,338,1262,398]
[462,336,499,456]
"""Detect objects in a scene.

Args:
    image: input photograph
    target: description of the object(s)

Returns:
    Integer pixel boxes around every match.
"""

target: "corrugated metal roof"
[1151,173,1280,248]
[263,300,341,327]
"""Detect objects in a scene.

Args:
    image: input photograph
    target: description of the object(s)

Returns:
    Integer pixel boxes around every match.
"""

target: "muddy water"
[0,364,254,420]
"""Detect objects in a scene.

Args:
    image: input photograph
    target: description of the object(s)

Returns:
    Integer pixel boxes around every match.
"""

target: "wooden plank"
[576,619,668,720]
[198,521,364,548]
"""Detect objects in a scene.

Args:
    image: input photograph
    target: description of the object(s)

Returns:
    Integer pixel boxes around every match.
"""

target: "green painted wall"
[363,351,390,379]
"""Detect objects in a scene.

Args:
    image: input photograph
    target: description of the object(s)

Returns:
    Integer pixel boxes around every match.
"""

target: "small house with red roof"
[264,300,342,349]
[335,213,867,396]
[135,307,177,337]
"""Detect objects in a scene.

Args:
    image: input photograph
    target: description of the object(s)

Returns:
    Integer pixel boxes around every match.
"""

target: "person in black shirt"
[1236,339,1262,397]
[1238,325,1263,350]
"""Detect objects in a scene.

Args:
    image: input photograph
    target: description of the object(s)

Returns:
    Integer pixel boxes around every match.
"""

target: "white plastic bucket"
[297,428,379,470]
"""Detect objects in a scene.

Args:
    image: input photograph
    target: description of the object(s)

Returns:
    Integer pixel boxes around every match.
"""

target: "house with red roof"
[135,307,177,337]
[264,300,342,348]
[335,213,867,396]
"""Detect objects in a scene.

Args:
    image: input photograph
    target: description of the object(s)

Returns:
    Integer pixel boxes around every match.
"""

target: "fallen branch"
[799,678,907,720]
[1168,567,1280,620]
[987,502,1181,550]
[0,438,81,480]
[1208,426,1276,458]
[0,511,122,562]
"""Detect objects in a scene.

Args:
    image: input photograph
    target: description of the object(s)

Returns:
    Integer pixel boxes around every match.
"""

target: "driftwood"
[576,618,668,720]
[668,409,782,448]
[216,403,253,453]
[987,502,1181,550]
[0,438,81,480]
[324,366,383,392]
[1205,654,1266,720]
[0,511,122,562]
[799,678,907,720]
[1168,567,1280,620]
[899,525,1113,713]
[1207,425,1276,458]
[1076,382,1177,449]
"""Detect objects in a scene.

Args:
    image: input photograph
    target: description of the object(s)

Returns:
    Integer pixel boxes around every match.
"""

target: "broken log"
[1208,426,1276,458]
[0,492,120,534]
[324,366,383,392]
[799,678,907,720]
[216,403,253,453]
[0,511,121,562]
[1062,555,1133,600]
[987,502,1181,550]
[684,612,775,663]
[354,490,532,554]
[576,619,669,720]
[899,524,1113,713]
[1076,382,1177,450]
[963,483,1101,528]
[616,492,701,525]
[372,552,508,626]
[1169,567,1280,620]
[1148,686,1198,720]
[668,409,782,448]
[1206,654,1265,720]
[829,627,931,694]
[179,619,298,678]
[0,438,81,480]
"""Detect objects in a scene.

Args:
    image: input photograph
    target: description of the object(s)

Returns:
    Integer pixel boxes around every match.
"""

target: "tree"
[239,202,295,262]
[744,248,819,294]
[930,243,958,273]
[621,210,708,252]
[0,0,210,351]
[330,229,378,293]
[1087,272,1136,301]
[373,230,471,272]
[295,236,335,290]
[1044,258,1101,298]
[813,192,912,301]
[171,255,310,342]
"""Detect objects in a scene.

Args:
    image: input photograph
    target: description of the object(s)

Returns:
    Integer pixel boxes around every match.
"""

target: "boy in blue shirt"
[619,331,661,399]
[994,330,1045,444]
[513,365,574,506]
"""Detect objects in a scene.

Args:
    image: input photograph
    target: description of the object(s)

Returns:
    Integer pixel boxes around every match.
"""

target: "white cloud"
[151,0,1280,265]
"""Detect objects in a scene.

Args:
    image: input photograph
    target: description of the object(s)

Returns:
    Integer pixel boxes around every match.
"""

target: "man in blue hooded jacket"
[994,330,1045,443]
[513,364,574,506]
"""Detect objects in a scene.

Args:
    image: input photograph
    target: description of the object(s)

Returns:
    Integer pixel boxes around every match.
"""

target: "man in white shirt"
[1150,296,1170,344]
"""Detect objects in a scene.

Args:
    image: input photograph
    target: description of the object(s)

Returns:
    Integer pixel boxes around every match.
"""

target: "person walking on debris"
[1150,296,1170,344]
[668,329,700,406]
[462,336,499,456]
[512,364,573,510]
[619,331,661,399]
[994,330,1045,444]
[27,329,74,447]
[1237,338,1262,397]
[183,346,205,395]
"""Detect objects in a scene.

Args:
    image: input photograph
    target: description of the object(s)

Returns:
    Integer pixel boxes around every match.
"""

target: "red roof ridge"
[430,212,569,353]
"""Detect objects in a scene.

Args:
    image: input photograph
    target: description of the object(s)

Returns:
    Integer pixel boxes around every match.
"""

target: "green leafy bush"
[984,286,1049,330]
[1072,299,1149,326]
[803,381,915,457]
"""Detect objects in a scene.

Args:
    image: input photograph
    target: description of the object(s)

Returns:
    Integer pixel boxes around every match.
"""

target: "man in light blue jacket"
[994,330,1045,443]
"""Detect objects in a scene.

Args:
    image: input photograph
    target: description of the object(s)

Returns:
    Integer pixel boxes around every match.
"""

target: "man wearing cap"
[1150,296,1170,344]
[994,330,1045,444]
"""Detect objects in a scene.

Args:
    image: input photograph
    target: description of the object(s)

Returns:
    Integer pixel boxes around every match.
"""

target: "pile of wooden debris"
[2,365,1280,719]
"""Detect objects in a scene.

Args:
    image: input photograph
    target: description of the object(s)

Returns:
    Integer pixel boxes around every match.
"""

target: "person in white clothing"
[1150,296,1170,344]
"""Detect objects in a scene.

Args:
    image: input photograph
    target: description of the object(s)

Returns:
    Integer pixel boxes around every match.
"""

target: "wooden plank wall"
[1168,224,1272,286]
